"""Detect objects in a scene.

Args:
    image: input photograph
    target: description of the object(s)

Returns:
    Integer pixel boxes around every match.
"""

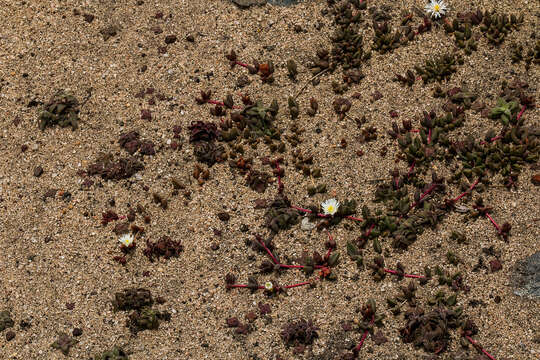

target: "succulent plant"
[93,347,129,360]
[87,153,143,181]
[127,307,171,333]
[489,98,519,126]
[143,236,183,262]
[39,90,80,130]
[0,310,14,331]
[414,54,462,83]
[281,319,319,346]
[51,333,78,355]
[113,288,154,311]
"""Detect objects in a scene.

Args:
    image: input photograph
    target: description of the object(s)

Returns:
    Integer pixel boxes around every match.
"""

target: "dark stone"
[165,35,177,44]
[72,328,82,337]
[33,166,43,177]
[231,0,266,7]
[5,330,15,341]
[217,212,230,222]
[512,252,540,299]
[83,14,94,23]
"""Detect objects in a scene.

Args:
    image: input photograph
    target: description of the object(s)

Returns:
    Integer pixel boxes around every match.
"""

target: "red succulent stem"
[354,316,374,353]
[278,264,304,269]
[354,330,369,353]
[325,230,334,259]
[516,104,526,121]
[207,99,242,109]
[452,178,480,202]
[284,281,311,289]
[275,160,283,193]
[410,129,420,133]
[428,128,432,144]
[407,160,416,177]
[410,183,438,209]
[291,206,363,222]
[485,212,501,234]
[464,335,496,360]
[234,60,250,68]
[256,236,279,264]
[384,268,425,279]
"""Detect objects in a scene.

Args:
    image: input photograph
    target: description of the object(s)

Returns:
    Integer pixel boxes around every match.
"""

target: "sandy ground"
[0,0,538,359]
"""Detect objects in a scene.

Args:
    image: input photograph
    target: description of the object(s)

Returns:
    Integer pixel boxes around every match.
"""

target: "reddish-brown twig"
[410,183,439,210]
[407,160,415,177]
[464,335,496,360]
[428,128,432,144]
[255,236,279,264]
[207,99,243,109]
[485,212,501,234]
[452,178,480,202]
[384,268,425,279]
[284,281,311,289]
[291,206,363,222]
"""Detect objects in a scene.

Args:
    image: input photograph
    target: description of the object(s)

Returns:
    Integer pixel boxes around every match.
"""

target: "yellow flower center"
[327,205,334,213]
[434,4,440,12]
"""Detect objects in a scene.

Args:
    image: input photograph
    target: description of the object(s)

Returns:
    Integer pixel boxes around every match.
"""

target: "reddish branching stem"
[452,178,480,202]
[516,104,527,121]
[410,183,438,210]
[384,268,425,279]
[428,128,432,144]
[207,99,243,109]
[284,281,311,289]
[485,212,501,234]
[275,160,283,194]
[354,330,369,353]
[407,161,416,177]
[234,60,250,68]
[464,335,497,360]
[291,205,362,222]
[256,236,279,264]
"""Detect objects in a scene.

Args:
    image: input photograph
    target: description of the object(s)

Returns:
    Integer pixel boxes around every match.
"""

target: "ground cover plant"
[0,0,538,359]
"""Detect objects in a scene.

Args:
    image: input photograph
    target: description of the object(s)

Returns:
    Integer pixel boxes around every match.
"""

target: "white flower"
[425,0,448,19]
[119,233,134,247]
[264,281,273,291]
[321,198,340,216]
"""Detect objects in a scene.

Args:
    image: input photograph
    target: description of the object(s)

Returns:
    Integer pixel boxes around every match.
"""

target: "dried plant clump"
[87,153,143,180]
[415,54,462,83]
[510,40,540,69]
[0,310,14,331]
[127,307,171,334]
[265,196,300,233]
[143,236,184,262]
[93,347,129,360]
[113,288,153,311]
[39,90,80,130]
[479,10,523,45]
[281,318,319,347]
[51,333,78,355]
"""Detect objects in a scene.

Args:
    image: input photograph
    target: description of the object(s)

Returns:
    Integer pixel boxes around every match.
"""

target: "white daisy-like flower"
[425,0,448,19]
[119,233,134,247]
[264,281,274,291]
[321,198,340,216]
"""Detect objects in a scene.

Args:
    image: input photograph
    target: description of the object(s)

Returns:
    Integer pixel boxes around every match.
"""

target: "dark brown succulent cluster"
[414,53,463,83]
[143,236,183,262]
[92,346,129,360]
[400,306,465,354]
[479,10,523,45]
[511,40,540,69]
[118,130,155,156]
[87,153,143,181]
[265,196,300,233]
[188,121,226,166]
[39,90,80,130]
[112,288,170,334]
[281,318,319,351]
